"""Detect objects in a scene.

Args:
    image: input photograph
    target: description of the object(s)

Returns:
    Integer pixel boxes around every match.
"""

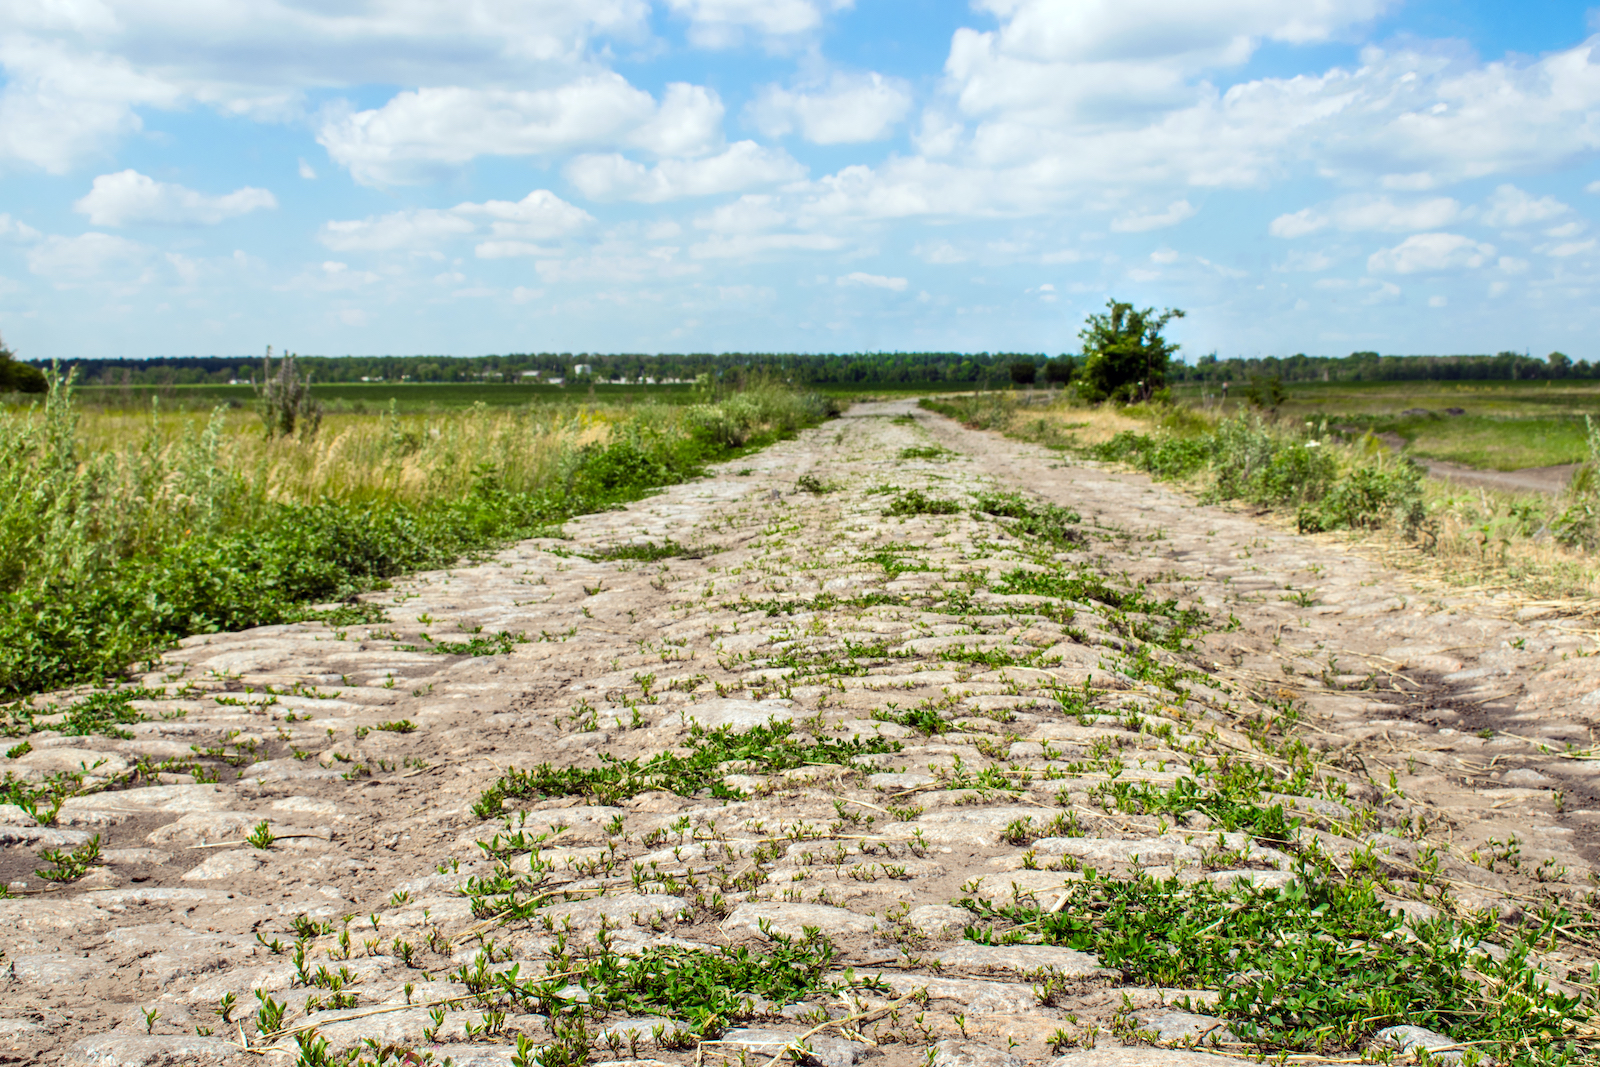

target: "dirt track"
[3,400,1598,1066]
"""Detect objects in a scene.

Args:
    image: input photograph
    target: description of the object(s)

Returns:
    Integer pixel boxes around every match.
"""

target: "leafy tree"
[1076,300,1185,403]
[1008,361,1037,385]
[0,341,47,394]
[1044,356,1076,384]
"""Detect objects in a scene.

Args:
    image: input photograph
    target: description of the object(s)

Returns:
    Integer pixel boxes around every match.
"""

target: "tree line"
[5,334,1595,396]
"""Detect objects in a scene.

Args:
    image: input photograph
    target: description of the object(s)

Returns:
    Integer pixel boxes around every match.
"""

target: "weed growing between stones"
[883,489,961,516]
[963,871,1591,1065]
[35,833,102,882]
[472,721,901,815]
[591,540,714,562]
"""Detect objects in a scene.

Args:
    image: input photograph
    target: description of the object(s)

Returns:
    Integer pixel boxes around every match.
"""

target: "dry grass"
[926,390,1600,608]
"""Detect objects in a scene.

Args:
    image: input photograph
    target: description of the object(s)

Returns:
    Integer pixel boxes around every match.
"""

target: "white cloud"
[629,83,727,157]
[1367,232,1495,274]
[1269,208,1326,238]
[565,142,804,202]
[1333,196,1460,232]
[73,170,276,226]
[0,4,654,171]
[915,240,967,264]
[695,195,787,234]
[26,231,153,286]
[298,159,317,180]
[318,76,724,186]
[1381,172,1437,190]
[1150,248,1179,264]
[533,251,701,283]
[689,232,845,259]
[0,213,42,242]
[1276,249,1333,272]
[968,0,1391,67]
[318,189,591,252]
[0,37,181,174]
[749,71,913,144]
[1111,200,1196,232]
[475,241,561,259]
[455,190,596,239]
[1587,180,1600,194]
[1428,295,1447,307]
[320,209,475,252]
[837,271,908,291]
[1271,197,1459,237]
[1546,238,1596,257]
[663,0,851,47]
[1480,184,1570,228]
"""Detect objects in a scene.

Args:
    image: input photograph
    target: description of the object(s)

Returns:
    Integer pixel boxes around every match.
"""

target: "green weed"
[473,721,899,815]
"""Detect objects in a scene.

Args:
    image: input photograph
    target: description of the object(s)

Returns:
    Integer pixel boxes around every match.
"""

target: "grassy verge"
[924,393,1600,601]
[0,377,838,697]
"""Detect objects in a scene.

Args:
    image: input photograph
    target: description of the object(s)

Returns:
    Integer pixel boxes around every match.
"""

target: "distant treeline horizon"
[23,348,1600,387]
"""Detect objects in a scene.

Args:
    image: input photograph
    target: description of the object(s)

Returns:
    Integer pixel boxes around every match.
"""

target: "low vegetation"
[0,371,837,697]
[925,391,1600,599]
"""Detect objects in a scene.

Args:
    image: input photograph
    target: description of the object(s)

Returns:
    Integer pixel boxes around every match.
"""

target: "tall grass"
[924,392,1600,601]
[0,375,835,697]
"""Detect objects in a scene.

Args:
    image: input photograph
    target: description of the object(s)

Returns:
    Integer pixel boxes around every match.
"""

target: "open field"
[29,379,987,414]
[2,401,1595,1067]
[1171,379,1600,470]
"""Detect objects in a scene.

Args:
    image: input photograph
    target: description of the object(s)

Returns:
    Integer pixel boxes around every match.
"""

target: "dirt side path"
[0,400,1594,1067]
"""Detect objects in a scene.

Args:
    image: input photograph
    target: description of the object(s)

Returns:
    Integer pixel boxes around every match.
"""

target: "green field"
[47,378,980,413]
[1170,379,1600,470]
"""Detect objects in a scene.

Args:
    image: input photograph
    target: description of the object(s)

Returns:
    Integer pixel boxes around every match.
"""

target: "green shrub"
[1297,459,1427,536]
[1553,416,1600,550]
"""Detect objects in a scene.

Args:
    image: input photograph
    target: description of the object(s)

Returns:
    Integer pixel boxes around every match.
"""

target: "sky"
[3,1,1600,362]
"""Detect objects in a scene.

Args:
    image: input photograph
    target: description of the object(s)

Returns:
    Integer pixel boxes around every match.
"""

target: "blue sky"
[3,1,1600,362]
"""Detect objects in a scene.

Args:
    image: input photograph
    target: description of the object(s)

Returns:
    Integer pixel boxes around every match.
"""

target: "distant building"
[521,370,541,379]
[572,363,592,376]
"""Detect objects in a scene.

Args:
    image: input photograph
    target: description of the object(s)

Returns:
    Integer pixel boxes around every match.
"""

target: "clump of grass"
[472,721,900,815]
[962,871,1591,1064]
[883,488,961,516]
[591,540,705,561]
[971,490,1083,547]
[794,473,835,493]
[898,445,953,460]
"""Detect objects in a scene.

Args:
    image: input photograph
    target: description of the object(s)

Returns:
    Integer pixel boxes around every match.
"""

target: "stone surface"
[61,1035,250,1067]
[723,901,880,939]
[1050,1052,1253,1066]
[937,942,1110,977]
[930,1040,1023,1067]
[2,398,1592,1067]
[1369,1024,1475,1066]
[1133,1010,1237,1045]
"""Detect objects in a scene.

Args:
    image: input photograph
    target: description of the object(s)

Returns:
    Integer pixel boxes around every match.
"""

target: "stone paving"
[2,399,1597,1066]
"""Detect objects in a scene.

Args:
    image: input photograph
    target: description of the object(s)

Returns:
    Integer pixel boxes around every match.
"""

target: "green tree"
[1076,300,1185,403]
[1043,356,1075,384]
[0,340,47,394]
[1008,361,1037,385]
